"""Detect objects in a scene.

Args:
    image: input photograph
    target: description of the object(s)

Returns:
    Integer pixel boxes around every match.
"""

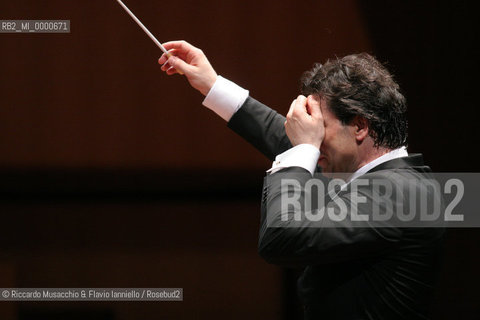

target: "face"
[317,98,359,174]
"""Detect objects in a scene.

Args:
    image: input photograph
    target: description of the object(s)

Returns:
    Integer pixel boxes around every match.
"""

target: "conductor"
[158,41,444,320]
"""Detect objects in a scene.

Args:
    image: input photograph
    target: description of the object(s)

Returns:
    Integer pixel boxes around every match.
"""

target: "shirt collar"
[342,146,408,188]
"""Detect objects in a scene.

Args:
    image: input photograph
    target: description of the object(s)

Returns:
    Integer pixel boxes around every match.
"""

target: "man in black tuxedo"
[158,41,444,320]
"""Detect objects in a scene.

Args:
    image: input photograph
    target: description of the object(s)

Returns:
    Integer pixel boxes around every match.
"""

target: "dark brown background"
[0,0,478,319]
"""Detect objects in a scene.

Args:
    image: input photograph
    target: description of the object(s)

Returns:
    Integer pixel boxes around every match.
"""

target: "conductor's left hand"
[285,95,325,149]
[158,40,217,96]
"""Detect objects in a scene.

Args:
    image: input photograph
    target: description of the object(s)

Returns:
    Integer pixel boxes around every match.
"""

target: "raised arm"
[227,97,291,161]
[158,40,290,160]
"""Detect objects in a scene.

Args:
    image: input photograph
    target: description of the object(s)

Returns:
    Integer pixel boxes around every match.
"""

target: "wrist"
[292,139,321,149]
[267,144,320,175]
[305,141,321,149]
[202,76,249,121]
[200,73,218,96]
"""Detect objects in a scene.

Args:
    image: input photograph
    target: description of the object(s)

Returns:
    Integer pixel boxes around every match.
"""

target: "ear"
[352,116,369,143]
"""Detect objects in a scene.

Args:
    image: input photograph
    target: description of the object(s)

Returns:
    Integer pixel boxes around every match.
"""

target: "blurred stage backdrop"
[0,0,478,319]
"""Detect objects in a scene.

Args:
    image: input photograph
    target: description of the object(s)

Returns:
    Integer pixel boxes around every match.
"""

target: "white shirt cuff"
[202,76,249,121]
[267,144,320,175]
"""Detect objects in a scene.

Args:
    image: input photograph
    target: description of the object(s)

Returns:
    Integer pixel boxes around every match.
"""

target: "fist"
[285,95,325,149]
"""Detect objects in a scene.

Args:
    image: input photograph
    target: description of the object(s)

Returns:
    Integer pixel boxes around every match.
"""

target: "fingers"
[158,40,205,76]
[159,51,192,75]
[157,40,218,95]
[158,48,190,66]
[306,95,322,119]
[296,95,307,112]
[287,95,308,120]
[158,40,195,65]
[162,40,197,52]
[284,95,324,148]
[165,66,178,76]
[158,50,173,65]
[287,99,296,119]
[159,56,186,75]
[166,55,192,75]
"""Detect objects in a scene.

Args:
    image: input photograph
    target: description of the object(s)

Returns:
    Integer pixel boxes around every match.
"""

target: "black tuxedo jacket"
[227,97,444,320]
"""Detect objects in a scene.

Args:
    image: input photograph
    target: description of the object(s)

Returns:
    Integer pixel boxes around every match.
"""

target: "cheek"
[322,127,339,152]
[322,127,351,155]
[322,127,333,149]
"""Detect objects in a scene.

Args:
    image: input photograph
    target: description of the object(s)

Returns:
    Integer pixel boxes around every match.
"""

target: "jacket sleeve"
[257,167,404,267]
[227,96,292,161]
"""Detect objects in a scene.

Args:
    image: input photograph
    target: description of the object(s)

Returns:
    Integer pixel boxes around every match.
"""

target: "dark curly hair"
[301,53,407,149]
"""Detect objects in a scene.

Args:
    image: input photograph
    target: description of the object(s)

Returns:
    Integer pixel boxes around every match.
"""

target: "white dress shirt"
[202,76,408,180]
